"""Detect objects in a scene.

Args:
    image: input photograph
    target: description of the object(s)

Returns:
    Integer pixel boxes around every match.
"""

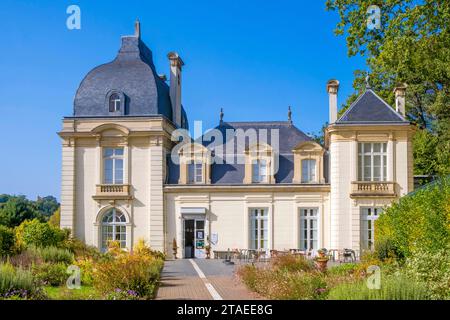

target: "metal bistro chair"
[342,248,356,263]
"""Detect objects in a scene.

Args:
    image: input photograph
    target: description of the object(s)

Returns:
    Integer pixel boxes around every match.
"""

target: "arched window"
[101,208,126,250]
[109,93,121,112]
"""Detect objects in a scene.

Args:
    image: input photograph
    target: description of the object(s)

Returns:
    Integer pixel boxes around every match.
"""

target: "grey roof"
[336,89,408,124]
[72,34,188,127]
[167,121,313,184]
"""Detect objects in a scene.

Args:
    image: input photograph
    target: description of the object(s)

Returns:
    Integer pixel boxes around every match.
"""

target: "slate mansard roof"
[336,89,408,124]
[167,121,315,184]
[72,32,187,127]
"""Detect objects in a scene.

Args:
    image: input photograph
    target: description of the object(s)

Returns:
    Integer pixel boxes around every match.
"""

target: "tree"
[326,0,450,176]
[0,196,43,228]
[35,195,59,218]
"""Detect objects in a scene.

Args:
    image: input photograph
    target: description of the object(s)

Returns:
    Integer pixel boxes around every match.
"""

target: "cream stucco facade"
[59,26,416,259]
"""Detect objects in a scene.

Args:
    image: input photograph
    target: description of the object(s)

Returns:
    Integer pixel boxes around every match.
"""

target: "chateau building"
[58,23,415,258]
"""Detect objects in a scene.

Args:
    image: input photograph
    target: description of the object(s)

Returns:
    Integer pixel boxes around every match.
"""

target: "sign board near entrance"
[210,233,218,245]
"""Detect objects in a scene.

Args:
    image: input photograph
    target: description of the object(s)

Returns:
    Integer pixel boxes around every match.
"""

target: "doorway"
[184,219,195,258]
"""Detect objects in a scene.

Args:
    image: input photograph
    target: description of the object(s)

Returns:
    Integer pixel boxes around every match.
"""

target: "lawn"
[44,285,101,300]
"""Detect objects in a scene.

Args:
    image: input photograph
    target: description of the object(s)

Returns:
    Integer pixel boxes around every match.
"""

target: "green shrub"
[28,246,74,265]
[32,263,68,287]
[16,219,68,249]
[0,226,15,257]
[327,274,429,300]
[404,247,450,299]
[93,242,164,299]
[375,177,450,258]
[375,238,403,261]
[0,262,44,299]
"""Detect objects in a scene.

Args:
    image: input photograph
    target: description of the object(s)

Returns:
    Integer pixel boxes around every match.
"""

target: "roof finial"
[365,72,371,89]
[220,108,224,124]
[288,106,292,124]
[135,19,141,39]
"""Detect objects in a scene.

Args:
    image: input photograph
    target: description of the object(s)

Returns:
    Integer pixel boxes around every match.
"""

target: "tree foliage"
[375,177,450,258]
[326,0,450,176]
[0,196,42,228]
[0,195,60,228]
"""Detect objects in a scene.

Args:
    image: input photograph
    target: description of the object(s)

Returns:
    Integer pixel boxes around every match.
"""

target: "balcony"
[350,181,396,198]
[93,184,132,200]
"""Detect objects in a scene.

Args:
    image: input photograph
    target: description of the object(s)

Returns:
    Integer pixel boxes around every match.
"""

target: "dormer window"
[109,93,121,112]
[292,141,324,184]
[188,161,203,184]
[252,159,268,183]
[178,143,211,185]
[301,159,316,183]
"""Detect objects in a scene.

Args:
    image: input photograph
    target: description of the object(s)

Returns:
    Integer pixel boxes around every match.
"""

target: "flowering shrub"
[271,254,314,273]
[92,240,164,299]
[404,247,450,299]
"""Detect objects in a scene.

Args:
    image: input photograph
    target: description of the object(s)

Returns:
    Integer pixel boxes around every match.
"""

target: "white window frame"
[358,142,387,181]
[109,94,121,112]
[299,208,319,251]
[101,208,127,251]
[188,160,203,184]
[249,208,269,250]
[361,207,382,250]
[252,159,268,183]
[103,148,124,184]
[301,159,317,183]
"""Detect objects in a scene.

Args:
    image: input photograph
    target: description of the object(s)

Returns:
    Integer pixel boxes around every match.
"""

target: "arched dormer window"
[109,93,121,112]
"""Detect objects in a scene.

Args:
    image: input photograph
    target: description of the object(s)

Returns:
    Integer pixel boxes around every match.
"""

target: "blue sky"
[0,0,366,200]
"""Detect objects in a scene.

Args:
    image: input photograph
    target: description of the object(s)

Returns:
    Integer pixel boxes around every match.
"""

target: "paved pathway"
[156,259,262,300]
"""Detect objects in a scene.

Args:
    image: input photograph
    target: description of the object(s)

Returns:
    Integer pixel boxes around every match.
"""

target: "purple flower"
[127,290,137,296]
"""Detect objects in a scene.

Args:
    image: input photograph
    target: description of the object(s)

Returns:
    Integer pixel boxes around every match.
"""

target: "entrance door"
[184,219,195,258]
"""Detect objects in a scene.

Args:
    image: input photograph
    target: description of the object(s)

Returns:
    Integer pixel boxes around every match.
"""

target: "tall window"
[301,159,316,183]
[109,93,121,112]
[361,207,382,250]
[103,148,124,184]
[299,208,318,250]
[252,159,268,183]
[101,208,126,250]
[358,143,387,181]
[250,209,268,250]
[188,161,203,184]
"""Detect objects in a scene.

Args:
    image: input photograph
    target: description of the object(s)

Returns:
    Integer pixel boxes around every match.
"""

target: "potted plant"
[205,244,211,259]
[172,238,178,259]
[314,248,329,272]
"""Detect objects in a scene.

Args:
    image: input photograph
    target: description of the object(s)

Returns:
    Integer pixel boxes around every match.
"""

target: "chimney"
[326,80,340,124]
[134,19,141,39]
[167,52,184,127]
[394,84,407,116]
